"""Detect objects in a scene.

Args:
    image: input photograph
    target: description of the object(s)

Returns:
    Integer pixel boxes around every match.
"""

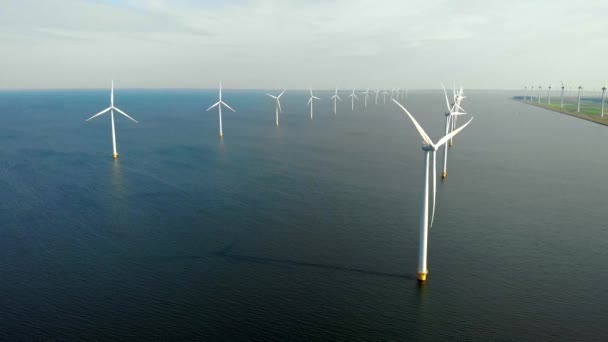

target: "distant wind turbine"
[538,86,542,104]
[382,89,389,104]
[266,89,286,126]
[86,80,138,159]
[361,89,370,108]
[392,99,473,282]
[524,86,528,101]
[547,85,552,105]
[560,81,565,109]
[440,84,467,179]
[207,82,235,138]
[577,86,583,112]
[308,89,321,120]
[349,88,359,111]
[374,89,381,105]
[330,87,342,115]
[602,85,606,118]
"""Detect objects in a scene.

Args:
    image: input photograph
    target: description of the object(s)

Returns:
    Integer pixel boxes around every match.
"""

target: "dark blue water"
[0,89,607,341]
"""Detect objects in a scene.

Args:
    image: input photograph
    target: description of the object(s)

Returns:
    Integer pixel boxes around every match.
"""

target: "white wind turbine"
[449,86,466,147]
[537,85,542,104]
[374,89,381,105]
[382,89,389,104]
[330,87,342,115]
[602,85,606,118]
[86,81,138,160]
[560,81,565,109]
[361,89,370,108]
[524,86,528,101]
[266,89,286,126]
[547,85,552,105]
[349,88,359,111]
[308,88,321,120]
[392,99,473,282]
[577,85,583,112]
[207,82,236,138]
[440,85,467,179]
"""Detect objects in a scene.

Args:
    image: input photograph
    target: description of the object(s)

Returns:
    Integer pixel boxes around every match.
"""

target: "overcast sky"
[1,0,606,90]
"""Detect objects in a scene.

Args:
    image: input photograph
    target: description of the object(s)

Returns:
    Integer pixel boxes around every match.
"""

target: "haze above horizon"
[1,0,606,90]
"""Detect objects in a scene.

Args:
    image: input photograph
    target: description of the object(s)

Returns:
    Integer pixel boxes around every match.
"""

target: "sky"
[1,0,607,90]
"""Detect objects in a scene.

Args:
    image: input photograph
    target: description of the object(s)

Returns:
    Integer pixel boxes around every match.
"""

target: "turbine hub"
[422,144,434,151]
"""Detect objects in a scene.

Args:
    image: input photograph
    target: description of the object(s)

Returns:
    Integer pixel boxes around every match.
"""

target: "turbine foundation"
[449,141,453,147]
[441,172,447,179]
[113,153,118,160]
[417,270,428,282]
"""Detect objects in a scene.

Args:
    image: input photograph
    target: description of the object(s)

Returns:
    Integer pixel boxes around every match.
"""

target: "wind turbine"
[349,88,359,111]
[308,88,321,120]
[577,86,583,112]
[361,89,370,108]
[524,86,528,101]
[441,85,467,179]
[602,85,606,118]
[86,80,138,159]
[560,81,565,109]
[207,82,235,138]
[547,85,552,105]
[382,89,389,104]
[374,89,381,105]
[392,99,473,282]
[330,87,342,115]
[266,89,286,126]
[449,86,466,147]
[538,85,542,104]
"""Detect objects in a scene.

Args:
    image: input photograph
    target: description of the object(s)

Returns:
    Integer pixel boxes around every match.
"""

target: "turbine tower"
[538,85,542,104]
[86,80,138,159]
[602,85,606,118]
[577,86,583,112]
[308,88,321,120]
[266,89,286,126]
[349,88,359,111]
[330,87,342,115]
[560,81,565,109]
[207,82,236,138]
[524,86,528,101]
[547,85,552,105]
[392,99,473,282]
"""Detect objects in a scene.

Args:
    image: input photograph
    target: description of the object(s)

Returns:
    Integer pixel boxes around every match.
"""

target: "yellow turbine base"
[441,172,447,179]
[417,271,428,282]
[449,141,453,147]
[113,153,118,160]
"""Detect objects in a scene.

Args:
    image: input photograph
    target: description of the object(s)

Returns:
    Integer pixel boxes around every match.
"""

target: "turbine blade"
[337,95,342,102]
[222,101,236,112]
[278,89,286,98]
[113,106,138,123]
[309,88,313,97]
[207,101,220,111]
[266,93,277,99]
[277,100,282,113]
[313,96,320,100]
[307,98,312,105]
[392,99,433,145]
[86,107,111,121]
[434,117,474,149]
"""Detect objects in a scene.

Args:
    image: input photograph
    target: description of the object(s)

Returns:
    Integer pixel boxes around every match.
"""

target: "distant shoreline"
[513,98,608,127]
